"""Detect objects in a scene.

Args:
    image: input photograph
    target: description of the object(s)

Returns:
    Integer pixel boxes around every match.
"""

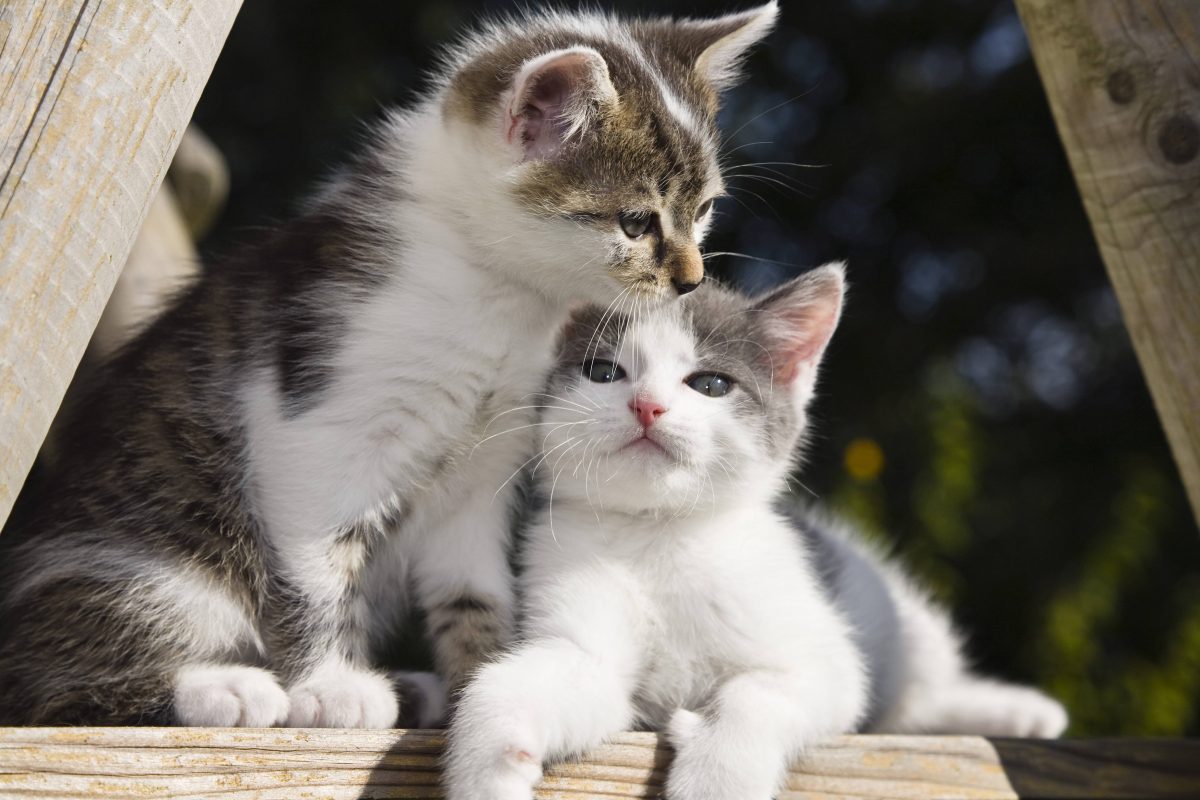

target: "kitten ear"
[754,262,845,389]
[505,47,618,161]
[670,2,779,91]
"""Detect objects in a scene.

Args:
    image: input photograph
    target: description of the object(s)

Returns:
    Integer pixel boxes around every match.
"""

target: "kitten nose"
[630,397,667,428]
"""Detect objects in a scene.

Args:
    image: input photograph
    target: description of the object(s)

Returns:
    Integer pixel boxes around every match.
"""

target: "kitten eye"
[583,359,627,383]
[619,212,655,240]
[694,199,714,222]
[686,372,734,397]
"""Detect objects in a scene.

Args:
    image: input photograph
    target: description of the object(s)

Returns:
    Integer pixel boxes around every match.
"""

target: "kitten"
[445,266,1067,800]
[0,5,778,726]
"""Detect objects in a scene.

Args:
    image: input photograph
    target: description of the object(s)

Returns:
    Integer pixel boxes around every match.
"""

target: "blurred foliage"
[193,0,1200,734]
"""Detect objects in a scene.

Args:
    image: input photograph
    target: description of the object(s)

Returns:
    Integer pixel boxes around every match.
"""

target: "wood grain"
[0,0,242,530]
[0,729,1195,799]
[0,729,1020,800]
[1014,0,1200,525]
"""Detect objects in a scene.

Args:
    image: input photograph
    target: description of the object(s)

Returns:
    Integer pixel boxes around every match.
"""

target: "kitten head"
[534,263,845,516]
[432,5,777,306]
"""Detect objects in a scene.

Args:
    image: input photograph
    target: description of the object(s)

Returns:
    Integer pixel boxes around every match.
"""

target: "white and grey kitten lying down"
[447,266,1067,800]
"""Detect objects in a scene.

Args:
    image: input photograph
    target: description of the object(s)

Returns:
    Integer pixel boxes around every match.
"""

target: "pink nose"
[630,397,667,429]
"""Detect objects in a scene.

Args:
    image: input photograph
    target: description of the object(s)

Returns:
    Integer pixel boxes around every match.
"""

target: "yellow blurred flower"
[844,437,884,482]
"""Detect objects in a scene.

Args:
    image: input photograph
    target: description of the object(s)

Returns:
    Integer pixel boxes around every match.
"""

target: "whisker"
[723,89,819,145]
[471,419,594,456]
[724,185,782,222]
[547,438,587,546]
[482,404,588,432]
[520,391,596,413]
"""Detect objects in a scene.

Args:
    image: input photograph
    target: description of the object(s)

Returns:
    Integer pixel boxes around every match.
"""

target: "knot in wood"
[1106,70,1135,105]
[1158,114,1199,165]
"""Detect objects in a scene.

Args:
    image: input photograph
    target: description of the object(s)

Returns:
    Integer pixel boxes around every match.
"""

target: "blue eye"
[583,359,627,383]
[686,373,733,397]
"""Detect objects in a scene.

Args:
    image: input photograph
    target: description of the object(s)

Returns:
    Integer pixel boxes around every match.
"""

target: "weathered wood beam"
[1014,1,1200,525]
[0,729,1196,799]
[0,0,242,530]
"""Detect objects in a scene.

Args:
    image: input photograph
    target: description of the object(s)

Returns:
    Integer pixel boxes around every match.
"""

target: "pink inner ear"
[515,71,570,156]
[756,267,845,385]
[507,49,612,161]
[774,299,840,384]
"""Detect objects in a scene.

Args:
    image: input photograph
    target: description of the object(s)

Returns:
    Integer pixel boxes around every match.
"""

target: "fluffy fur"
[0,5,777,725]
[446,268,1067,800]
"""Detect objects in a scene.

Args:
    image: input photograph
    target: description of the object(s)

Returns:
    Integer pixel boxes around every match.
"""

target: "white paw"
[996,690,1069,738]
[664,712,777,800]
[937,682,1070,738]
[173,664,289,727]
[286,666,398,728]
[444,740,542,800]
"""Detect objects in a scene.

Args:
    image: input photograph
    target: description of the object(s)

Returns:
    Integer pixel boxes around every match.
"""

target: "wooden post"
[0,1,242,530]
[1014,1,1200,526]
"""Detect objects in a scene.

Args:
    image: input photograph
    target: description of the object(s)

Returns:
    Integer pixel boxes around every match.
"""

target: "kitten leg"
[445,638,636,800]
[885,678,1068,737]
[666,668,864,800]
[174,664,290,727]
[258,545,400,728]
[412,486,517,695]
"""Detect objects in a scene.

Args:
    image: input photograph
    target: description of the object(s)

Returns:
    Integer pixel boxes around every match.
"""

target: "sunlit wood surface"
[0,728,1196,799]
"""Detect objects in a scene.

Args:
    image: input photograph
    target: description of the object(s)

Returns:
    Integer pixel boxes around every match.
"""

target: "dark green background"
[192,0,1200,735]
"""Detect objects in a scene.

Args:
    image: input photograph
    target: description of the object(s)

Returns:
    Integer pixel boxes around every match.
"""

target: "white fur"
[285,660,399,728]
[447,272,866,800]
[174,664,289,727]
[447,270,1065,799]
[448,506,867,800]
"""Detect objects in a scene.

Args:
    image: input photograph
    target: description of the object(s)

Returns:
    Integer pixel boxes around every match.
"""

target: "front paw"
[174,664,290,727]
[665,710,775,800]
[286,666,398,728]
[444,741,542,800]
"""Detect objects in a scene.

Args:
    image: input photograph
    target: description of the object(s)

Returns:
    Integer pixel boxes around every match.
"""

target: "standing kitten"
[446,267,1066,800]
[0,5,777,726]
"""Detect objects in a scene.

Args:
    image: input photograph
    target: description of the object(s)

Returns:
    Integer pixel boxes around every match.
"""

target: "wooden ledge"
[0,729,1195,799]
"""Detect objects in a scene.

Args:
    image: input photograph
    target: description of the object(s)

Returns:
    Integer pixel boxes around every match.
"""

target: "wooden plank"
[993,739,1200,800]
[0,0,243,530]
[0,729,1018,800]
[1013,0,1200,525]
[0,729,1195,800]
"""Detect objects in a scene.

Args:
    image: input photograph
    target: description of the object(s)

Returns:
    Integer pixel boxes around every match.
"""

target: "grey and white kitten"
[447,267,1067,800]
[0,5,779,726]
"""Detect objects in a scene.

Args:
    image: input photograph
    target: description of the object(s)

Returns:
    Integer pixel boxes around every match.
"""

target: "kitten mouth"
[621,432,671,458]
